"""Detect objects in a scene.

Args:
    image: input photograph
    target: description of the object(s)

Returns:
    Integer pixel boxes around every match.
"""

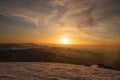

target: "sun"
[60,38,70,44]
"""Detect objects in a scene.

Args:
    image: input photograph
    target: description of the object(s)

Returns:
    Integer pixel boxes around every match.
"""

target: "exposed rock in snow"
[0,62,120,80]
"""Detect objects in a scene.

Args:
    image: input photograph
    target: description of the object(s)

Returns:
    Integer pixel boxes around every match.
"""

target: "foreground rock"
[0,62,120,80]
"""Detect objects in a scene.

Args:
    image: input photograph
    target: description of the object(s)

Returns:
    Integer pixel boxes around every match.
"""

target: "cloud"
[54,0,120,40]
[0,0,120,41]
[50,0,69,7]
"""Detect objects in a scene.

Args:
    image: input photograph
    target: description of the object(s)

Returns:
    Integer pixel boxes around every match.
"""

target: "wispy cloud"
[0,0,120,43]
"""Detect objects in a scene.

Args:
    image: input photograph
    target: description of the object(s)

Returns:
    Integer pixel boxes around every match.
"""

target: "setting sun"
[60,38,70,44]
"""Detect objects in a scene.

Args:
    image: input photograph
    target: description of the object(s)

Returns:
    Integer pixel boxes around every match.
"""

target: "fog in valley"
[0,43,120,70]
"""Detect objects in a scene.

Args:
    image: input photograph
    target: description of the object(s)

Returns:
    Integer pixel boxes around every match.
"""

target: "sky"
[0,0,120,45]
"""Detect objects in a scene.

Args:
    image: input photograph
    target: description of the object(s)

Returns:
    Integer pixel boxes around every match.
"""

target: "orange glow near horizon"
[0,35,120,46]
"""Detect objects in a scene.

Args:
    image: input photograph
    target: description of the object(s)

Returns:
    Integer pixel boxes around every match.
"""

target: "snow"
[91,65,99,68]
[0,62,120,80]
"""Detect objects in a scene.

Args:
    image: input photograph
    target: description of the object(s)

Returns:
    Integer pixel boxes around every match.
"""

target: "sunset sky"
[0,0,120,45]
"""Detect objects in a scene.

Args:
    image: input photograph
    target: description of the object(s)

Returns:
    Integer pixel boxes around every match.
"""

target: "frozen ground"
[0,62,120,80]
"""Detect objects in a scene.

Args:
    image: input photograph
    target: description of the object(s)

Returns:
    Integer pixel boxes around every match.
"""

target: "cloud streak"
[0,0,120,44]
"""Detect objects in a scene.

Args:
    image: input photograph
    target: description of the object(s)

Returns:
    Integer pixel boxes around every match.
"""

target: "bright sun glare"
[60,38,70,44]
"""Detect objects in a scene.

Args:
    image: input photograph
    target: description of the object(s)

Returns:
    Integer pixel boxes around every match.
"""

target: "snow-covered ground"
[0,62,120,80]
